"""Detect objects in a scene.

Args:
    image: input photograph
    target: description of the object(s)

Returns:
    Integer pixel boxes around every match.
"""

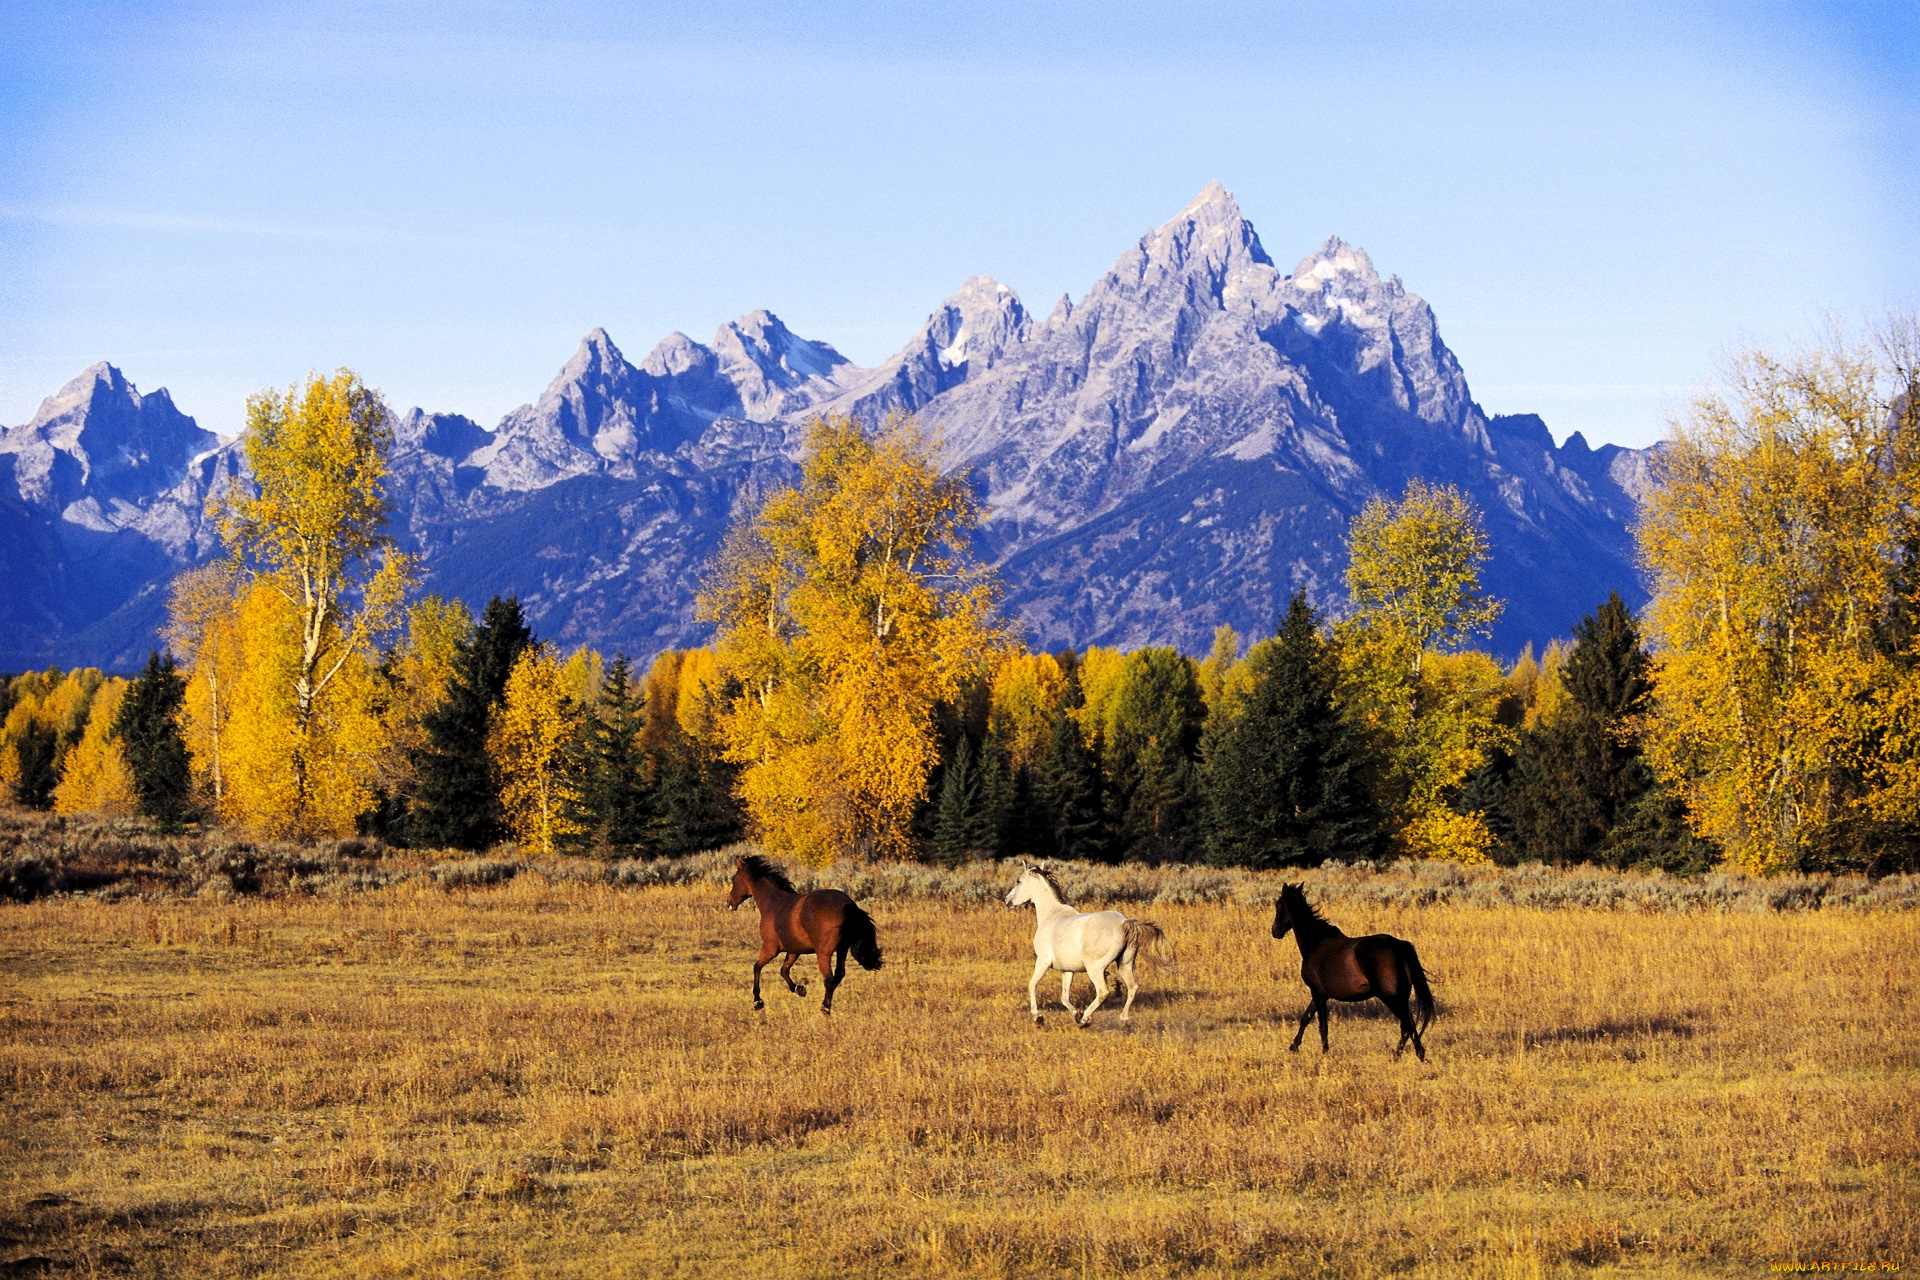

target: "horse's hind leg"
[819,946,843,1014]
[779,952,807,998]
[1116,960,1139,1024]
[1383,992,1416,1057]
[1077,964,1113,1027]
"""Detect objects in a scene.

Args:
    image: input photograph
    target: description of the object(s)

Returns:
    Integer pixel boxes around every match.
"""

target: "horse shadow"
[1521,1013,1702,1051]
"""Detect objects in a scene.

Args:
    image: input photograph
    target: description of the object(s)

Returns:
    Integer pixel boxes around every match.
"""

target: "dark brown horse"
[727,855,883,1014]
[1272,883,1434,1060]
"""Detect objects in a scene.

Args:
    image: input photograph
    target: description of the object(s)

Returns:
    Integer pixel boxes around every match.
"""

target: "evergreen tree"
[1201,592,1385,867]
[407,595,532,849]
[11,721,59,810]
[1498,592,1664,866]
[576,655,653,856]
[1106,647,1206,861]
[932,732,979,865]
[114,651,193,830]
[974,724,1016,854]
[1033,701,1103,861]
[647,723,743,857]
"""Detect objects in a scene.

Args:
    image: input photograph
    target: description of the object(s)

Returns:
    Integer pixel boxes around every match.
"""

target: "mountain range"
[0,183,1652,673]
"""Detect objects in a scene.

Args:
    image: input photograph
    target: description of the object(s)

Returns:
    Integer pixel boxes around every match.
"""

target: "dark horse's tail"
[842,902,884,971]
[1400,940,1435,1034]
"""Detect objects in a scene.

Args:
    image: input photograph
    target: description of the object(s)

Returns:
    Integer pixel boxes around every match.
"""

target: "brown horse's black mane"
[1281,883,1343,938]
[741,855,796,894]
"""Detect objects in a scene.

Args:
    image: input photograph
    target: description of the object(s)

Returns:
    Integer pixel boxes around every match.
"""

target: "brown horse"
[727,855,883,1014]
[1272,883,1434,1060]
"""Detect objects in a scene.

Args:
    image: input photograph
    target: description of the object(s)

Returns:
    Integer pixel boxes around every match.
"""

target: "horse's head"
[727,858,753,911]
[1272,886,1300,940]
[1004,866,1044,910]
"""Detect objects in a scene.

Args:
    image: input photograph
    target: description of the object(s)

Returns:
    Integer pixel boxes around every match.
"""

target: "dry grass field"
[2,834,1916,1277]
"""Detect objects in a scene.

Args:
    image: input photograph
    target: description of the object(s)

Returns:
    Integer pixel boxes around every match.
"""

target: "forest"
[3,322,1918,878]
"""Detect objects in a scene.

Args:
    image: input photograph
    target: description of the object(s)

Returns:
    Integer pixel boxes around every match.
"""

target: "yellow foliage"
[169,563,246,809]
[1400,806,1496,865]
[490,646,585,855]
[1,670,104,802]
[1638,323,1920,872]
[1074,646,1127,745]
[701,415,1010,862]
[53,680,136,817]
[674,648,724,742]
[371,595,471,803]
[215,580,387,840]
[214,370,414,813]
[988,652,1064,773]
[1345,479,1502,668]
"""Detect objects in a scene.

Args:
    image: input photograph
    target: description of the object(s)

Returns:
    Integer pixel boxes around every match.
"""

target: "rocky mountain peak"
[0,361,216,511]
[711,310,857,421]
[926,276,1030,372]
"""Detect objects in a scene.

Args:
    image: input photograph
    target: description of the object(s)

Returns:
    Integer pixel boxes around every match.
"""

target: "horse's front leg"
[1028,957,1051,1025]
[1316,997,1331,1053]
[752,939,779,1010]
[779,952,808,998]
[1288,997,1315,1052]
[1058,970,1079,1018]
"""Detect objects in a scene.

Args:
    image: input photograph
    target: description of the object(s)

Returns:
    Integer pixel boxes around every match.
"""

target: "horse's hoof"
[1287,1044,1299,1053]
[753,1000,764,1011]
[1033,1015,1044,1026]
[793,984,808,997]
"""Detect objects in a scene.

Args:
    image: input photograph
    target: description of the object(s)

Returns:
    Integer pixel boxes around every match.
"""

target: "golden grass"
[2,871,1915,1278]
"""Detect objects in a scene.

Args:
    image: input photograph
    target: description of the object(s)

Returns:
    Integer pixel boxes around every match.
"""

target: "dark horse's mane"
[1030,865,1070,903]
[741,855,796,893]
[1281,882,1339,934]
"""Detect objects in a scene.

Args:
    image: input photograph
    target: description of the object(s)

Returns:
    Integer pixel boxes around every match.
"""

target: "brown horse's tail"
[842,902,884,971]
[1122,918,1166,969]
[1400,940,1435,1034]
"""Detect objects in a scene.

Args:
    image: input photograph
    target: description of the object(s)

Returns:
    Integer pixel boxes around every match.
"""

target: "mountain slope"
[1,185,1650,670]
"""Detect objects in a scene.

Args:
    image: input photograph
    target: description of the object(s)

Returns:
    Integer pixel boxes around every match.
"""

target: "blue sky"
[2,1,1914,446]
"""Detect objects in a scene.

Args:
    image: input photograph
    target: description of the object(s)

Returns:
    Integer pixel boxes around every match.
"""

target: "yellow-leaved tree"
[1639,320,1920,873]
[167,562,245,810]
[52,678,136,816]
[489,644,585,854]
[987,651,1065,775]
[207,370,414,837]
[700,415,1009,863]
[1339,480,1509,862]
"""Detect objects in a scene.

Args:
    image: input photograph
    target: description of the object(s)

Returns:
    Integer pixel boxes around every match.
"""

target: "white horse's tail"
[1122,918,1167,969]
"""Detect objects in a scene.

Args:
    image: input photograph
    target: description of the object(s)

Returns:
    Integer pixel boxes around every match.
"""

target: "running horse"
[727,855,883,1014]
[1272,883,1435,1060]
[1005,865,1164,1027]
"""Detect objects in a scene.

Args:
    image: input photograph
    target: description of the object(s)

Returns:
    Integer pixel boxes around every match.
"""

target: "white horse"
[1004,865,1165,1026]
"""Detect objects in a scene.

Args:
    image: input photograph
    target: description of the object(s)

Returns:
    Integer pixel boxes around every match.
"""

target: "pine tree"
[932,733,979,866]
[1034,701,1104,861]
[1201,592,1385,867]
[408,595,532,849]
[114,651,193,830]
[973,724,1016,855]
[575,655,654,856]
[1499,593,1664,866]
[11,722,58,810]
[647,725,740,857]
